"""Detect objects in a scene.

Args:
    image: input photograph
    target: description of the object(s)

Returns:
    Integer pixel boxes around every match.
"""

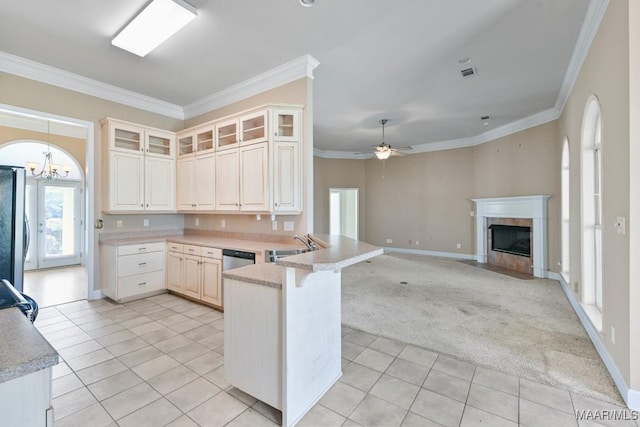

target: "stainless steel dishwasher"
[222,249,256,270]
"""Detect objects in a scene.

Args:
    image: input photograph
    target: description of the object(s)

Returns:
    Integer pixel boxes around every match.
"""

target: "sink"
[265,248,311,263]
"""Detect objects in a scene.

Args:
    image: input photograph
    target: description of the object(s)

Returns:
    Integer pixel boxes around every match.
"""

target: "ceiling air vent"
[460,67,477,78]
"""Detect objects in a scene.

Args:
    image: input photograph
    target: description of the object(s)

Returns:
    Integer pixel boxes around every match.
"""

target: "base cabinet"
[100,242,167,302]
[167,242,222,308]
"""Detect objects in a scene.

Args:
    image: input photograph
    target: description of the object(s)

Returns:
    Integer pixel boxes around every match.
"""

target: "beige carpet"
[341,252,622,405]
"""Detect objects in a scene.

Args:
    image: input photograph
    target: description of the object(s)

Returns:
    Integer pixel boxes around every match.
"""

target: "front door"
[24,179,82,270]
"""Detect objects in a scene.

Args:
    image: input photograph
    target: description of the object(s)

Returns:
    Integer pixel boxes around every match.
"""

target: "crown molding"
[0,52,319,122]
[314,107,560,159]
[555,0,609,112]
[0,51,184,119]
[183,54,319,119]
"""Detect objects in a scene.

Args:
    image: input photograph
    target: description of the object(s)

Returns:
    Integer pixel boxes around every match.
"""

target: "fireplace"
[489,224,531,257]
[472,195,550,278]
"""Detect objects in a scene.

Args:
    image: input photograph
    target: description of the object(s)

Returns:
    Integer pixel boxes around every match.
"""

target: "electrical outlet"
[143,219,149,227]
[470,211,475,217]
[408,240,412,245]
[195,218,199,226]
[415,241,419,246]
[456,243,461,249]
[284,221,294,231]
[116,220,123,229]
[272,221,278,230]
[611,326,616,344]
[386,238,392,244]
[221,219,226,228]
[616,217,626,234]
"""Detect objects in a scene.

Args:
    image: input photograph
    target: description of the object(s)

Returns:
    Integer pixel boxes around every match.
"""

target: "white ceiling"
[0,0,600,156]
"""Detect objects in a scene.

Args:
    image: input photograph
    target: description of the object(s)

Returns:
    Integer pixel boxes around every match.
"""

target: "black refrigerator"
[0,165,27,292]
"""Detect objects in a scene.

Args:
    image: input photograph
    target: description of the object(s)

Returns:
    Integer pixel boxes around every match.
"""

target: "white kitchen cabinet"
[101,118,176,212]
[177,124,215,159]
[100,241,167,302]
[272,140,300,213]
[167,242,223,308]
[216,110,268,151]
[272,109,299,142]
[215,142,268,211]
[177,153,215,211]
[215,149,240,211]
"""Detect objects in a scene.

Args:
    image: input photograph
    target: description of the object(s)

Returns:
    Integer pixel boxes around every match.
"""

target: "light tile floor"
[34,294,639,427]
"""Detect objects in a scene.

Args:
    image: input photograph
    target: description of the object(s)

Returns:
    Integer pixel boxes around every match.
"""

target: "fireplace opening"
[489,224,531,257]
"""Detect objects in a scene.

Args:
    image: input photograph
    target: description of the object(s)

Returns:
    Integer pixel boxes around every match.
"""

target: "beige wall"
[558,0,635,390]
[315,121,559,262]
[313,157,367,240]
[183,78,312,236]
[472,121,561,267]
[0,126,86,171]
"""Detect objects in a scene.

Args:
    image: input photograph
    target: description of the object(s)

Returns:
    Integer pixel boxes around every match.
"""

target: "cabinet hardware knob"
[141,203,144,207]
[146,204,149,207]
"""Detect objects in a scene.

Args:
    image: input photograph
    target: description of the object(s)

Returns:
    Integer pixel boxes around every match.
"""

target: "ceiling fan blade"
[390,151,406,157]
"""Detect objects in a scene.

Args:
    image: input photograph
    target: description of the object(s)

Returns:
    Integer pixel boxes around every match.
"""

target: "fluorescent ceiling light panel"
[112,0,197,57]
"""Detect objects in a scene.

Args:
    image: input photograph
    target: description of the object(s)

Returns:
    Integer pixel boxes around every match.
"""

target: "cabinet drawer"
[118,252,165,277]
[202,247,222,259]
[167,242,184,253]
[183,245,202,256]
[118,270,166,299]
[118,242,164,256]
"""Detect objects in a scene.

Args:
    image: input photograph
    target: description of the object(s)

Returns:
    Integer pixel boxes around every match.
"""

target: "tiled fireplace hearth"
[472,195,550,278]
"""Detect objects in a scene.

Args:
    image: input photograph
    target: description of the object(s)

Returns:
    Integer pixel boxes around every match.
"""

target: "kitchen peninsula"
[222,234,382,427]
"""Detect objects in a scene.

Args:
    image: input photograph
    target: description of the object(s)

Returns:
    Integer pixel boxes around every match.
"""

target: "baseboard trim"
[383,247,476,260]
[549,271,639,411]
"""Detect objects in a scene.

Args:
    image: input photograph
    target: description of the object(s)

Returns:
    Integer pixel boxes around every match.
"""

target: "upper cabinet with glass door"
[273,109,300,141]
[105,119,174,159]
[216,110,268,150]
[177,124,214,159]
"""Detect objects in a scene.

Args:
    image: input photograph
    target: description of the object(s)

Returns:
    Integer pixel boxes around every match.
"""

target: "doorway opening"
[0,107,95,308]
[329,188,358,240]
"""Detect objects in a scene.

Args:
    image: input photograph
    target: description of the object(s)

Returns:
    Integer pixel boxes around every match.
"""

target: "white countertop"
[0,308,58,383]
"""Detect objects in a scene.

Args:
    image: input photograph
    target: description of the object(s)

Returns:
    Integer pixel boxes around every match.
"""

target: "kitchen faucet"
[293,235,317,250]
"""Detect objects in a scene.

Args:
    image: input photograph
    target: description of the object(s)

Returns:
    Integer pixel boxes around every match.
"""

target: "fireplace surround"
[472,195,550,278]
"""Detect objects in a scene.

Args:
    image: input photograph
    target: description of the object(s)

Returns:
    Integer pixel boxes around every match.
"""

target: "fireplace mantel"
[471,195,551,278]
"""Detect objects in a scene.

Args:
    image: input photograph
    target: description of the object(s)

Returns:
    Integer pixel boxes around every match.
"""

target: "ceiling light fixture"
[112,0,197,57]
[26,121,71,180]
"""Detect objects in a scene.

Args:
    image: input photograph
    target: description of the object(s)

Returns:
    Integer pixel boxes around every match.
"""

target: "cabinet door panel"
[195,154,215,210]
[145,157,175,211]
[183,255,201,299]
[111,122,144,153]
[240,110,268,145]
[201,257,222,307]
[111,152,144,210]
[167,252,184,294]
[273,109,299,141]
[273,141,299,212]
[240,143,268,211]
[146,130,174,158]
[176,158,195,211]
[215,150,239,210]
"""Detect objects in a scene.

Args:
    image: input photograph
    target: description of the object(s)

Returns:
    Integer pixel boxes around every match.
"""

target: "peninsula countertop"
[0,308,58,384]
[222,234,383,288]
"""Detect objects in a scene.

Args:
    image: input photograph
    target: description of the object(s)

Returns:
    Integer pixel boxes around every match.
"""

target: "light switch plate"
[272,221,278,230]
[116,220,123,229]
[284,221,294,231]
[143,219,149,227]
[616,216,625,234]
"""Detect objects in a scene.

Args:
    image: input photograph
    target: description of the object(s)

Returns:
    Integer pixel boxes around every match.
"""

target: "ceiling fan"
[357,119,412,159]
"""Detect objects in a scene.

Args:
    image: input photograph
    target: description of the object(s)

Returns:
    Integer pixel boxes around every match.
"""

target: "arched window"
[561,137,570,282]
[581,96,603,327]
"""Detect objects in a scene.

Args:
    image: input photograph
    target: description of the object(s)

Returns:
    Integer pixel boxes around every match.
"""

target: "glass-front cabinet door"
[177,131,195,158]
[145,130,174,158]
[110,122,144,153]
[216,119,239,151]
[273,109,299,141]
[240,110,268,145]
[196,125,215,154]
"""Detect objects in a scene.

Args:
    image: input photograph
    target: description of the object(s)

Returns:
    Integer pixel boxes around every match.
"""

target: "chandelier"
[26,121,71,180]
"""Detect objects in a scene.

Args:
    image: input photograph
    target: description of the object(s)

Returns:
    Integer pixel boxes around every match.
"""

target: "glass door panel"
[38,181,82,269]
